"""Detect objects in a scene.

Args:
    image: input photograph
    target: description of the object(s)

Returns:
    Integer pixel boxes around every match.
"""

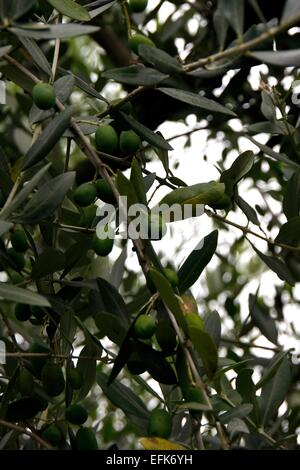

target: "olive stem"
[0,419,54,450]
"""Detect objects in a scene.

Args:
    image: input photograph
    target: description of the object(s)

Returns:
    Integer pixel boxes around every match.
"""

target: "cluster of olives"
[95,123,141,156]
[16,351,97,449]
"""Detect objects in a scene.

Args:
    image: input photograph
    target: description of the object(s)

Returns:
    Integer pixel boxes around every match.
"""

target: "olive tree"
[0,0,300,451]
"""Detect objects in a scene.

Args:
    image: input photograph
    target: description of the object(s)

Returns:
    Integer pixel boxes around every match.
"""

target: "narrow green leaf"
[97,371,149,432]
[1,163,52,218]
[159,87,237,117]
[219,404,253,424]
[246,135,299,168]
[249,294,278,345]
[149,268,188,335]
[0,283,50,306]
[0,0,35,20]
[23,107,74,170]
[283,170,300,220]
[47,0,91,21]
[187,325,218,380]
[130,158,148,206]
[223,0,245,37]
[220,151,254,195]
[31,248,66,278]
[251,49,300,67]
[0,220,13,236]
[19,172,75,223]
[249,241,295,286]
[10,24,98,40]
[103,65,168,86]
[138,45,183,74]
[275,216,300,247]
[120,112,173,151]
[260,357,291,425]
[178,230,218,293]
[18,36,52,77]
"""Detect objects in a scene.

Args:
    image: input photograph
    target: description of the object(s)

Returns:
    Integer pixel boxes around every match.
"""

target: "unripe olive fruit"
[128,34,155,55]
[119,130,141,154]
[15,303,31,322]
[74,183,97,207]
[11,230,28,253]
[67,368,83,390]
[32,83,56,110]
[7,248,25,271]
[91,233,114,257]
[76,427,98,450]
[42,423,62,445]
[129,0,148,13]
[95,124,118,154]
[41,363,65,397]
[18,368,34,396]
[94,179,116,204]
[65,404,88,425]
[163,268,179,288]
[134,314,156,339]
[155,319,177,353]
[28,342,49,378]
[148,409,172,439]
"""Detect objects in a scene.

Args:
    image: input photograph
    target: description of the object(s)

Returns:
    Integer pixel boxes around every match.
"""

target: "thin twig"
[0,419,54,450]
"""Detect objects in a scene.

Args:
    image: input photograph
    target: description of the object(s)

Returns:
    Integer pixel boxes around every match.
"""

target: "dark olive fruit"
[119,130,141,154]
[95,124,118,154]
[129,0,148,13]
[65,404,88,425]
[32,83,56,110]
[28,343,49,378]
[208,193,232,210]
[156,319,177,353]
[91,233,114,257]
[7,248,25,270]
[67,368,83,390]
[42,423,62,446]
[18,368,34,396]
[41,363,65,397]
[30,305,47,320]
[140,211,167,240]
[0,189,6,207]
[76,427,98,450]
[127,352,147,375]
[148,409,172,439]
[94,179,116,204]
[163,268,179,288]
[128,34,155,55]
[11,230,28,253]
[134,314,157,340]
[74,183,97,207]
[15,303,31,322]
[35,395,49,411]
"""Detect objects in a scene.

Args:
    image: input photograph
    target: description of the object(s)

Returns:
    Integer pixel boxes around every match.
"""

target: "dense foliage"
[0,0,300,451]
